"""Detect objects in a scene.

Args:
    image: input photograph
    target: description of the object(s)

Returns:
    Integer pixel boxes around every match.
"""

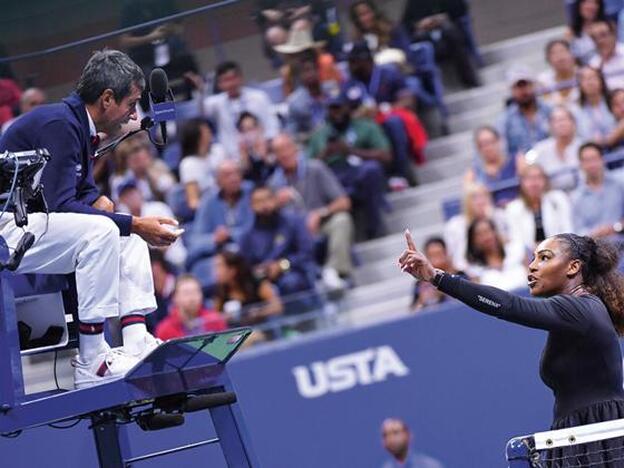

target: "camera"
[0,149,50,227]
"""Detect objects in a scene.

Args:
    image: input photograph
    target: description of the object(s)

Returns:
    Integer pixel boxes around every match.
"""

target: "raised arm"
[399,230,592,334]
[435,274,591,333]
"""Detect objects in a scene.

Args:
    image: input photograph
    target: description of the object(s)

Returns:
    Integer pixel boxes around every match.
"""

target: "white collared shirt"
[85,106,97,137]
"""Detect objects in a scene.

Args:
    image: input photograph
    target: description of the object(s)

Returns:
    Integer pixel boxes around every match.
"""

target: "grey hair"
[76,50,145,104]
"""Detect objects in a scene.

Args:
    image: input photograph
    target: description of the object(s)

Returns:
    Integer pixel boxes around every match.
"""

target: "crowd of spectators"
[9,0,622,341]
[98,0,481,342]
[413,0,624,312]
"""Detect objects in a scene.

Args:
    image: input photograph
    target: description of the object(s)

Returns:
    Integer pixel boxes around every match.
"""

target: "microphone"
[149,68,174,145]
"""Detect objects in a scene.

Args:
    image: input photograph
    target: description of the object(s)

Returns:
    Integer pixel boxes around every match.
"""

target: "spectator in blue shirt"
[343,41,418,185]
[286,52,337,137]
[572,142,624,238]
[343,41,407,107]
[464,126,518,206]
[239,185,316,297]
[500,64,552,158]
[348,0,448,122]
[187,160,255,292]
[380,418,444,468]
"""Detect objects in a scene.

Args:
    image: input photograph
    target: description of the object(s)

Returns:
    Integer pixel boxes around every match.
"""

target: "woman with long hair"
[348,0,447,121]
[349,0,411,56]
[399,230,624,464]
[444,183,509,271]
[566,0,607,63]
[573,65,616,143]
[464,218,527,290]
[213,250,283,326]
[505,164,573,251]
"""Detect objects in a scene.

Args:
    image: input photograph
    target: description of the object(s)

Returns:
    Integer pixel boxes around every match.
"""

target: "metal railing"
[0,0,241,65]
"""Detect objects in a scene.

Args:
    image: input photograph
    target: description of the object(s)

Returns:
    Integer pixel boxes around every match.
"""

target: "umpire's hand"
[131,216,180,247]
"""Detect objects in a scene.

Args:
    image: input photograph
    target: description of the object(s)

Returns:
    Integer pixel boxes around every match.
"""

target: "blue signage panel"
[151,101,176,123]
[0,301,561,467]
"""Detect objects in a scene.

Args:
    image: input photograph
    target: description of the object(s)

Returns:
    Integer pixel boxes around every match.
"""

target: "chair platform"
[0,329,252,434]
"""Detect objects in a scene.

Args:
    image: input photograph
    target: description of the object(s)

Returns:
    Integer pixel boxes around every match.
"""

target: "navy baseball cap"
[346,40,373,61]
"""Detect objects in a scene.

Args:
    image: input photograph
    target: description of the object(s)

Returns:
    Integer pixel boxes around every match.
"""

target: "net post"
[506,436,534,468]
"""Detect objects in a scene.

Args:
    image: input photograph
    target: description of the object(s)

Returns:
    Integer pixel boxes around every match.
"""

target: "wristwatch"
[431,269,445,288]
[613,221,623,234]
[279,258,291,273]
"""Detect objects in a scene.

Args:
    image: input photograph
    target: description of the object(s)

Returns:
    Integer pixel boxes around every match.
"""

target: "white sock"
[79,333,106,362]
[122,322,148,355]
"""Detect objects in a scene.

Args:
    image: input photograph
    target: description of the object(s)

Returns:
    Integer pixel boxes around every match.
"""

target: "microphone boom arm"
[92,116,156,160]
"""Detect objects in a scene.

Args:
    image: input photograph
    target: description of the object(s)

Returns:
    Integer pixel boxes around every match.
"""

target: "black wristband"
[431,269,445,288]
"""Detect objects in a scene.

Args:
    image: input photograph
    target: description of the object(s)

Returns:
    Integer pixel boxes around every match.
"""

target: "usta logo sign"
[292,346,409,399]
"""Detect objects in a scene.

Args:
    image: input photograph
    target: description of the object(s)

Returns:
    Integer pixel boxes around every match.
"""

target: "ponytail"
[556,234,624,335]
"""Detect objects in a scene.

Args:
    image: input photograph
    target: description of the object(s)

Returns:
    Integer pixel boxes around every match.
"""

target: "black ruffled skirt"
[541,400,624,468]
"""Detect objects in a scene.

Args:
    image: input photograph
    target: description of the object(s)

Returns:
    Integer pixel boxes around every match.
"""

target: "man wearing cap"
[344,41,408,110]
[499,64,551,158]
[307,91,389,240]
[274,27,342,98]
[342,41,418,185]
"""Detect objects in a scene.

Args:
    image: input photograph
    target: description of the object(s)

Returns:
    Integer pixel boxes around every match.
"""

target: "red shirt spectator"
[0,78,21,126]
[155,273,227,340]
[156,306,227,341]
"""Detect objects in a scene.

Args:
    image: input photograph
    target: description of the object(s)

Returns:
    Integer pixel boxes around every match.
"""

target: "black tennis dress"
[436,273,624,467]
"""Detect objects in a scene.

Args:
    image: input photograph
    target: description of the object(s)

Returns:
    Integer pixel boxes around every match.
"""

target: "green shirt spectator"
[307,117,391,167]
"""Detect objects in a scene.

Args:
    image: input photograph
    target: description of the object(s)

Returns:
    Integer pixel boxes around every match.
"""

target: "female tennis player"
[399,229,624,464]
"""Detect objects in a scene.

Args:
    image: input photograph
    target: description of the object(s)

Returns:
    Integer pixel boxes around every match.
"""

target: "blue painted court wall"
[1,300,558,467]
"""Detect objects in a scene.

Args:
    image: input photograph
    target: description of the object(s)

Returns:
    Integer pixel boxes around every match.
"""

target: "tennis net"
[506,418,624,467]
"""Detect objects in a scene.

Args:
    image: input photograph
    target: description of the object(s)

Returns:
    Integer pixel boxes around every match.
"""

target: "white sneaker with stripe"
[72,344,140,390]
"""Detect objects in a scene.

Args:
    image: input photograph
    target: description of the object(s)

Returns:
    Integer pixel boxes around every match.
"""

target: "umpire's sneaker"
[72,345,139,389]
[128,332,163,362]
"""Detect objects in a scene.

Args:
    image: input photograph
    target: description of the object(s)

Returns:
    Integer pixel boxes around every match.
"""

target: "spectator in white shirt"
[464,218,528,291]
[538,40,579,106]
[202,61,280,159]
[589,20,624,89]
[444,183,509,272]
[524,106,582,191]
[505,164,574,252]
[117,180,187,270]
[178,118,228,211]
